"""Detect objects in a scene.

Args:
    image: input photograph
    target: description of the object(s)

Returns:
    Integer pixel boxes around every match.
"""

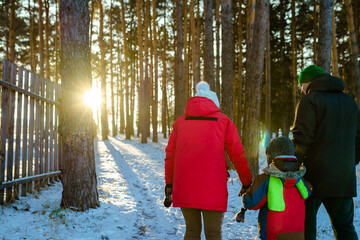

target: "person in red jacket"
[164,81,252,240]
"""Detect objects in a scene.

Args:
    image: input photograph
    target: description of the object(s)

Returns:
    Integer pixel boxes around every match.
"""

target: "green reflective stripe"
[268,176,285,211]
[296,179,309,199]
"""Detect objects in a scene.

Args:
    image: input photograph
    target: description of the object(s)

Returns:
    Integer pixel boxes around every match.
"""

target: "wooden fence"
[0,60,61,204]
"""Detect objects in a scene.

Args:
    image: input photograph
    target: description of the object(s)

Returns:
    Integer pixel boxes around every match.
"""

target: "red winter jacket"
[164,96,252,212]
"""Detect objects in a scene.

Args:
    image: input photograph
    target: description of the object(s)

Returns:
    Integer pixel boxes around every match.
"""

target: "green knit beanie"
[298,65,326,83]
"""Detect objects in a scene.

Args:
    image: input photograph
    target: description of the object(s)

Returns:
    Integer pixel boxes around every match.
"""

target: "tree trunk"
[317,0,332,73]
[45,0,50,79]
[175,0,185,118]
[345,0,360,105]
[280,0,289,137]
[183,0,189,100]
[236,0,243,136]
[29,0,36,72]
[204,0,215,89]
[99,0,109,140]
[291,0,297,114]
[190,0,197,96]
[243,0,269,178]
[109,0,117,137]
[136,0,145,141]
[266,6,271,137]
[39,0,44,77]
[59,0,99,211]
[120,0,130,139]
[162,8,168,138]
[194,0,201,92]
[55,0,60,83]
[331,1,339,77]
[142,0,151,142]
[215,0,221,95]
[117,39,125,135]
[152,0,158,142]
[313,0,319,64]
[221,0,233,120]
[9,0,15,62]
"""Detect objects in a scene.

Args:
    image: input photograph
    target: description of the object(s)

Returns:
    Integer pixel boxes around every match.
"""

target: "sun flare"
[84,88,101,113]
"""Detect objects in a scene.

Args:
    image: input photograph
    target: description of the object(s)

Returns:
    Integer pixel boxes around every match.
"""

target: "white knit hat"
[195,81,220,108]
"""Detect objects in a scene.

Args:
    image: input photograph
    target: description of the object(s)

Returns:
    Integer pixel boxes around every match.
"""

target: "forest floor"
[0,134,359,239]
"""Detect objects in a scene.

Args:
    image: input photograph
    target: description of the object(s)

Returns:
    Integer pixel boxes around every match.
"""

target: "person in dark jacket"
[292,65,360,240]
[164,81,252,240]
[242,136,312,240]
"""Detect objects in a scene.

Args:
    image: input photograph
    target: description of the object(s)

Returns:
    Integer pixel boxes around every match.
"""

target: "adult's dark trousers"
[305,196,358,240]
[181,208,224,240]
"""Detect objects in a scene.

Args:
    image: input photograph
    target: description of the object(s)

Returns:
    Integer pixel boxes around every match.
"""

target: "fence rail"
[0,60,61,204]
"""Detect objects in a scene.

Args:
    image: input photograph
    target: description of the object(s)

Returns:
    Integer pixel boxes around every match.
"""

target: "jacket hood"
[307,74,345,94]
[263,165,306,180]
[185,96,220,117]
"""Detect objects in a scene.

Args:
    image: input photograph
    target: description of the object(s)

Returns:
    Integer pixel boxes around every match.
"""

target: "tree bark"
[313,0,319,64]
[220,0,233,120]
[317,0,333,73]
[142,0,151,142]
[45,0,50,79]
[120,0,130,139]
[175,0,185,118]
[331,1,339,77]
[215,0,220,95]
[291,0,297,114]
[204,0,215,89]
[109,0,117,137]
[29,0,36,72]
[162,8,168,138]
[266,3,271,137]
[345,0,360,105]
[152,0,158,142]
[243,0,269,178]
[39,0,44,77]
[236,0,243,136]
[9,0,16,62]
[59,0,99,211]
[99,0,109,140]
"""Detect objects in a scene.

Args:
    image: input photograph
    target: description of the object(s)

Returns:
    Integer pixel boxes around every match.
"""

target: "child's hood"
[263,164,306,185]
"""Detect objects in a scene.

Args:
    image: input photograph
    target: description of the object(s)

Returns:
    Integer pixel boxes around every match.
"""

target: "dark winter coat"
[242,165,312,240]
[164,96,252,212]
[292,73,360,197]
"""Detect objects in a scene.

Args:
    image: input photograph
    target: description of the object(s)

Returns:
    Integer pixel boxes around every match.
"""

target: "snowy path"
[0,135,359,239]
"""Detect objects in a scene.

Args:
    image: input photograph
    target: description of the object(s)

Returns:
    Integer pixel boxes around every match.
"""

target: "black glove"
[238,185,250,197]
[235,207,247,223]
[163,184,173,208]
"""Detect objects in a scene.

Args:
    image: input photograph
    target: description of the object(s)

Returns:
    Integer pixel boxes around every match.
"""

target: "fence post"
[27,73,36,194]
[44,79,50,185]
[49,81,54,183]
[14,66,24,200]
[21,69,30,196]
[5,62,17,203]
[34,76,40,191]
[0,60,10,204]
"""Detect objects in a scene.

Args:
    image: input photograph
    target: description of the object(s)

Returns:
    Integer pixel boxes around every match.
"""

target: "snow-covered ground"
[1,134,359,240]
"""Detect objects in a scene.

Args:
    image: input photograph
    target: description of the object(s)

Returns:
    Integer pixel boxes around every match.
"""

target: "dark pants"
[181,208,224,240]
[305,196,358,240]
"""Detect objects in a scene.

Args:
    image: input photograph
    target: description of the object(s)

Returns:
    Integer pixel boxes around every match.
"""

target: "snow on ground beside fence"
[0,134,359,239]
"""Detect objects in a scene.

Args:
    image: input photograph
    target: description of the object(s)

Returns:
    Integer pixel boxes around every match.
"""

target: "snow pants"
[304,196,358,240]
[181,208,224,240]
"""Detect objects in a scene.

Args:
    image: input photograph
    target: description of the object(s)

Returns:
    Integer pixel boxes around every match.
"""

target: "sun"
[84,88,101,114]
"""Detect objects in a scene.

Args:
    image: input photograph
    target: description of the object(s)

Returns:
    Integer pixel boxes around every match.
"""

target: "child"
[241,136,312,240]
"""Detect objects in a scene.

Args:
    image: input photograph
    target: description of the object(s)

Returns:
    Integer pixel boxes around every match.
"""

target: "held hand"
[235,208,247,223]
[163,184,173,208]
[238,185,250,196]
